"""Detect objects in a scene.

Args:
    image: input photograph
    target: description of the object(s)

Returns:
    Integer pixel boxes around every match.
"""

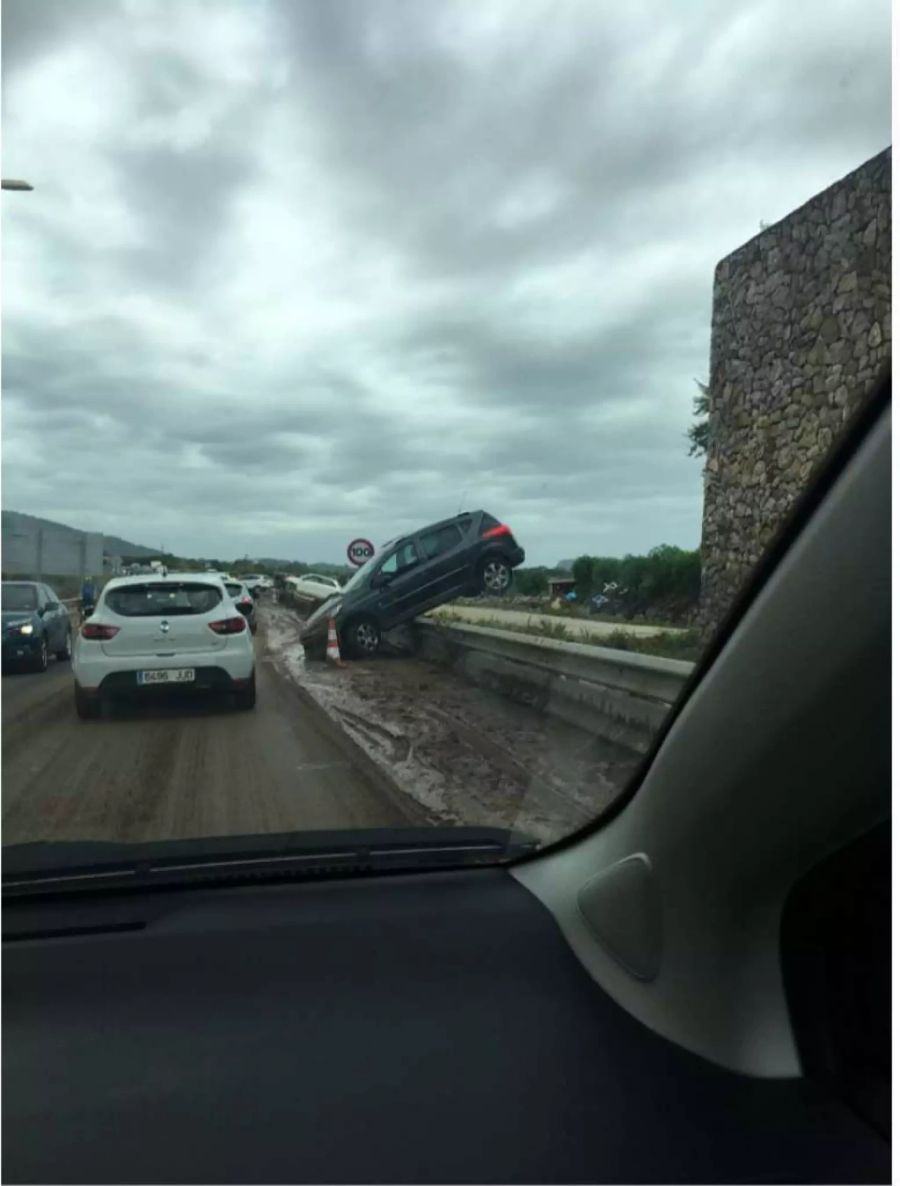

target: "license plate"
[137,669,195,685]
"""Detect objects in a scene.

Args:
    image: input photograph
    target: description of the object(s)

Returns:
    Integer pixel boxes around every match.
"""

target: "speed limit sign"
[347,538,375,567]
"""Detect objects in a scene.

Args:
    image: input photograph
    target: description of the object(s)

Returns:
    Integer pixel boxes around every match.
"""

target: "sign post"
[347,538,375,568]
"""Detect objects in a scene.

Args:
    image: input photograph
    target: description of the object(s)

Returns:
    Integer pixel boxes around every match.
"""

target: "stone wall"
[699,148,891,631]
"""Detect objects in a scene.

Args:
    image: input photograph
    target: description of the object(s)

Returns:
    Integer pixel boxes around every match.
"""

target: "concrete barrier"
[414,620,694,754]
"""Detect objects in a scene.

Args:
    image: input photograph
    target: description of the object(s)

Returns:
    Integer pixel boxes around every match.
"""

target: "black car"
[1,580,73,673]
[301,510,525,658]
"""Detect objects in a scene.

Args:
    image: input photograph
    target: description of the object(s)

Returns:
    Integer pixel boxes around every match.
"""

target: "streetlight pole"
[2,179,34,191]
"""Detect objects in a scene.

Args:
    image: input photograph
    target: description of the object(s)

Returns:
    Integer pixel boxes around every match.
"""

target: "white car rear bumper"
[73,640,255,692]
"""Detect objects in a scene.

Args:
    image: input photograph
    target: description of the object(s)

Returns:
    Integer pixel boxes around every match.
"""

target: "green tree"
[572,555,595,601]
[513,566,551,596]
[591,556,621,590]
[687,379,710,458]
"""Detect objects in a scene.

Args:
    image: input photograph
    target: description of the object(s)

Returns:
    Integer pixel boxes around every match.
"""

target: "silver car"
[224,580,258,634]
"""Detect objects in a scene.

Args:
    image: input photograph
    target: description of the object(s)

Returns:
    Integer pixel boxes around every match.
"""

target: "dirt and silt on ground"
[265,603,640,845]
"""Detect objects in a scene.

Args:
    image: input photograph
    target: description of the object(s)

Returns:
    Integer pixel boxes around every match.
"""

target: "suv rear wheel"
[480,557,512,596]
[343,617,381,659]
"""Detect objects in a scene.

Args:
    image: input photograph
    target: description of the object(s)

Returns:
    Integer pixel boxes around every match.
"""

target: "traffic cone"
[326,618,345,667]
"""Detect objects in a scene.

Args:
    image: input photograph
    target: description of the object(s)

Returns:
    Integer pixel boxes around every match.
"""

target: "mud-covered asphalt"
[268,603,639,843]
[2,617,425,847]
[3,601,638,851]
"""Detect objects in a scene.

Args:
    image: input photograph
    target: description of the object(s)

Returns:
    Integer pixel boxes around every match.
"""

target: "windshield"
[105,583,223,617]
[1,0,889,881]
[2,585,37,612]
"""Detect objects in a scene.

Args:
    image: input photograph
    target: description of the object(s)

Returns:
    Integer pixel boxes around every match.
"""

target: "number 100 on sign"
[347,538,375,567]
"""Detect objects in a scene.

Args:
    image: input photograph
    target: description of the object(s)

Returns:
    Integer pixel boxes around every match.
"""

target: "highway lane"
[2,620,422,847]
[2,657,73,728]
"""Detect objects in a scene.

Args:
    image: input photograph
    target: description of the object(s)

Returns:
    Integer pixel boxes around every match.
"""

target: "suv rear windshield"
[105,582,223,617]
[1,585,37,612]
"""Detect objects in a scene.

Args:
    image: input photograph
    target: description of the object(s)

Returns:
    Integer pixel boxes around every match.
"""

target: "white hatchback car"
[287,573,341,603]
[72,573,256,719]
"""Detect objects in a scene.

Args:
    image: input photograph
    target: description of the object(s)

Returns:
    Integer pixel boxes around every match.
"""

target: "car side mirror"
[37,606,48,616]
[371,571,390,589]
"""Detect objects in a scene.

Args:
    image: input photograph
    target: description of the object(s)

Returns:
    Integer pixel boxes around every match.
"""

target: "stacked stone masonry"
[699,148,891,631]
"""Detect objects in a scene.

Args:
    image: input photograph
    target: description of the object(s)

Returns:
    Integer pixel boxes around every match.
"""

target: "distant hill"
[2,510,157,559]
[252,558,350,573]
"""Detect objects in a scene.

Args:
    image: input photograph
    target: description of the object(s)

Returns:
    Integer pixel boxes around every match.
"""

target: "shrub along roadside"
[514,544,701,625]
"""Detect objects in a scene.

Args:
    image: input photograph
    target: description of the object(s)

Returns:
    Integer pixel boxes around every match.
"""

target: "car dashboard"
[3,866,889,1184]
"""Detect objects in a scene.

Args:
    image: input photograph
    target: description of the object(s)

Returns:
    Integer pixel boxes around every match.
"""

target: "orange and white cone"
[326,618,345,667]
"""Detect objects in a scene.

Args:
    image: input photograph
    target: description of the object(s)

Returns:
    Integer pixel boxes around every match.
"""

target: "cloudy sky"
[2,0,890,565]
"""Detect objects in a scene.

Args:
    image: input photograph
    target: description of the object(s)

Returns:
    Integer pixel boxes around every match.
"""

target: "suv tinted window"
[380,541,419,576]
[420,523,463,560]
[106,582,223,617]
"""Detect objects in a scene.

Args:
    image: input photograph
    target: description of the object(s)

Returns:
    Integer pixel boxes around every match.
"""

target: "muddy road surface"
[267,604,639,844]
[2,624,425,847]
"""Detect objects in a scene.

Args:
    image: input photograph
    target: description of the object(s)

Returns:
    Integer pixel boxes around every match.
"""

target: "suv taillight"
[482,524,512,539]
[80,623,120,640]
[209,616,247,635]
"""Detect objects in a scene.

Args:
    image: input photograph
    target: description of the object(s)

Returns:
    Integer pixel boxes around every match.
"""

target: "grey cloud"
[269,0,890,282]
[1,0,110,93]
[114,141,259,288]
[1,0,890,564]
[391,310,681,413]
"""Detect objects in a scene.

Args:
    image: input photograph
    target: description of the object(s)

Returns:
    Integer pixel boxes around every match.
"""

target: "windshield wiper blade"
[2,827,539,897]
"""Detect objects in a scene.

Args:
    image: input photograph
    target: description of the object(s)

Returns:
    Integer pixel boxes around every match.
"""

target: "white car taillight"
[80,623,120,640]
[208,616,247,635]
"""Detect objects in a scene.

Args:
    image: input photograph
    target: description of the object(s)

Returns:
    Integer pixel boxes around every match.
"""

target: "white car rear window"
[106,582,223,617]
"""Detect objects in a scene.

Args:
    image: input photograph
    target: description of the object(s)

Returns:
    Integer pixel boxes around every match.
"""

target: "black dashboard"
[3,867,889,1183]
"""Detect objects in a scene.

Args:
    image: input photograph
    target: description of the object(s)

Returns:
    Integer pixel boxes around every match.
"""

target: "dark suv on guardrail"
[300,511,525,658]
